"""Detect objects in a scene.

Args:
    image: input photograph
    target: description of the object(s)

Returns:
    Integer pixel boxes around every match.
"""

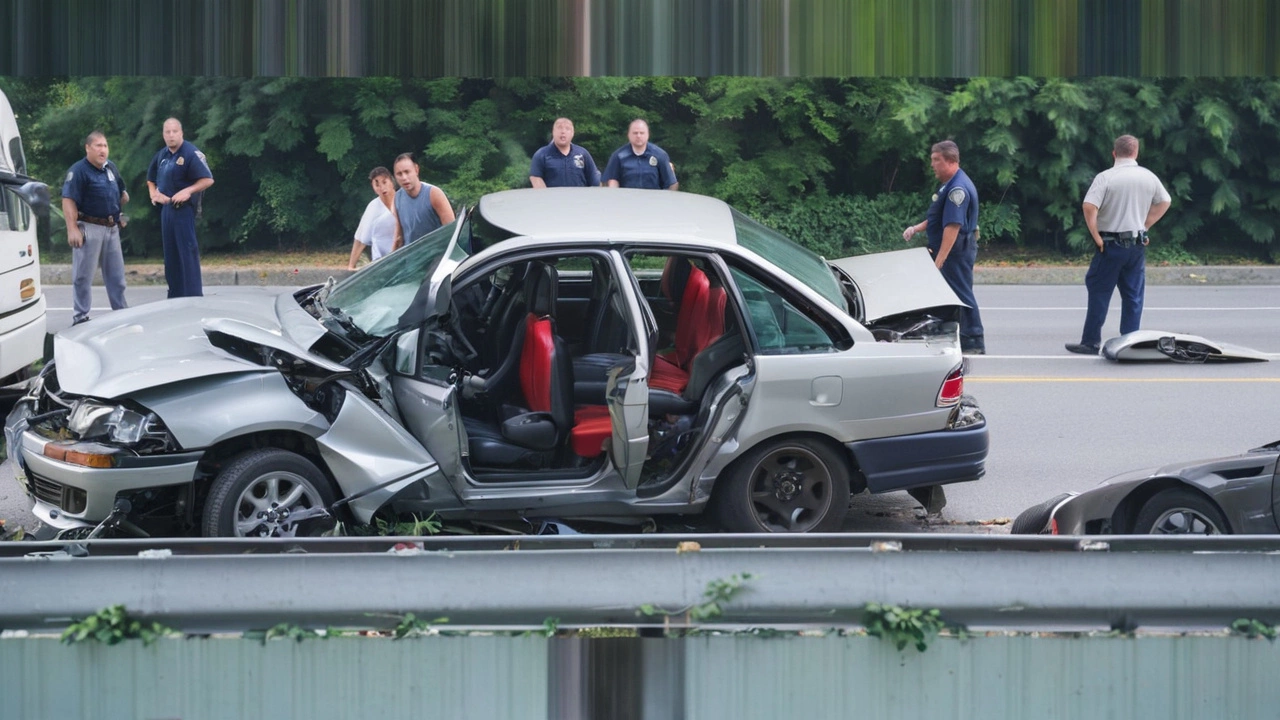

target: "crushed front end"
[5,363,196,537]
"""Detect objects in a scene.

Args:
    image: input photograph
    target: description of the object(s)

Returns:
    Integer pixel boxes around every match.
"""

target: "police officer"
[902,140,985,354]
[1065,135,1172,355]
[602,119,678,190]
[530,117,601,188]
[61,131,129,325]
[147,118,214,298]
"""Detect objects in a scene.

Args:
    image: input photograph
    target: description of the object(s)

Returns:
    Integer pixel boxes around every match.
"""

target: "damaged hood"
[1102,330,1271,363]
[828,248,965,323]
[55,292,338,398]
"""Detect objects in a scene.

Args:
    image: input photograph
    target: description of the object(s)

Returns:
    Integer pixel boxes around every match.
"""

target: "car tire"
[1132,487,1230,535]
[713,437,851,533]
[202,449,337,538]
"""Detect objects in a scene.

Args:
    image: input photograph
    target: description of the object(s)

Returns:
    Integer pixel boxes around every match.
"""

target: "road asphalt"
[39,262,1280,288]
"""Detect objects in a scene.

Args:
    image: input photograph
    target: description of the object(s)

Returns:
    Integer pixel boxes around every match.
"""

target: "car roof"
[477,188,738,244]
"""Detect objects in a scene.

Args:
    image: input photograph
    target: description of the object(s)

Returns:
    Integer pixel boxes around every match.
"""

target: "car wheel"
[202,449,337,538]
[1132,488,1230,535]
[713,437,850,533]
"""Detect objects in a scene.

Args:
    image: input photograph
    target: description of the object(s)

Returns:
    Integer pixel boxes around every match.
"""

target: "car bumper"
[846,409,988,493]
[11,428,200,527]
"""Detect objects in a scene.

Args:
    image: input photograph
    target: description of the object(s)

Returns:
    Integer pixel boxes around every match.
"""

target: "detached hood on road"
[829,248,965,324]
[55,292,337,398]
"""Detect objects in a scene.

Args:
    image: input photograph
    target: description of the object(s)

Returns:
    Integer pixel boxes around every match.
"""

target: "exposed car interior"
[445,249,748,484]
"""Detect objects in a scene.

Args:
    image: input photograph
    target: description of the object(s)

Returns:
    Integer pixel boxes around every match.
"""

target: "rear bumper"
[846,418,988,494]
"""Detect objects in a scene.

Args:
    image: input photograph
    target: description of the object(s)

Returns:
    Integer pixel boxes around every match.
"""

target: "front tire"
[1132,487,1229,535]
[202,449,337,538]
[713,437,851,533]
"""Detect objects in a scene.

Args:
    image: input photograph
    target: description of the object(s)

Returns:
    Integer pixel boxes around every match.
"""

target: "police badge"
[931,193,938,202]
[649,156,658,166]
[573,154,585,169]
[176,156,185,166]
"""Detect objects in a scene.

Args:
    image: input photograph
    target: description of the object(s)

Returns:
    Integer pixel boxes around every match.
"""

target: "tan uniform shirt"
[1083,158,1171,233]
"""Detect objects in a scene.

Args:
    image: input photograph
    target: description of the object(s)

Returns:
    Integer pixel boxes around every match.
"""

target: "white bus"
[0,88,49,385]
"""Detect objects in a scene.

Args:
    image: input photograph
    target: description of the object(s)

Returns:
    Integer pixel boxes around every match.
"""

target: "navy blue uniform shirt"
[925,167,979,253]
[601,143,677,190]
[62,158,125,218]
[147,140,212,197]
[530,142,601,187]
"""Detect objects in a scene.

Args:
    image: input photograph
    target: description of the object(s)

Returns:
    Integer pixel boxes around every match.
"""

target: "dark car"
[1013,439,1280,535]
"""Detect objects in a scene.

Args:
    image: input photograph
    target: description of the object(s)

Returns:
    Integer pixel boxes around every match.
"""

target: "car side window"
[728,266,836,355]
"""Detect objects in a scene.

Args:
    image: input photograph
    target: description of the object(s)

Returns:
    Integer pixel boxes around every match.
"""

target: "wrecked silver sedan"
[6,189,987,538]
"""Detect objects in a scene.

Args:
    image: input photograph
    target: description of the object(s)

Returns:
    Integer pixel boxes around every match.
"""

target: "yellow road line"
[970,376,1280,383]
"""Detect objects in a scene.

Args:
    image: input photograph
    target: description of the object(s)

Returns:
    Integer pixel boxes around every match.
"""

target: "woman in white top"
[347,166,398,269]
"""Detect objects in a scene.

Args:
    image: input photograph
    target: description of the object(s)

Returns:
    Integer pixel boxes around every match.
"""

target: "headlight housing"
[66,399,163,445]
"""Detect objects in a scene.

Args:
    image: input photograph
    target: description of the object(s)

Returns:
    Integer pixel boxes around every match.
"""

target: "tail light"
[936,365,964,407]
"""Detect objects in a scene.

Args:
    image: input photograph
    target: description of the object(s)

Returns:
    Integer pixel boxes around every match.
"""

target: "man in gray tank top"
[1066,135,1171,355]
[391,152,455,250]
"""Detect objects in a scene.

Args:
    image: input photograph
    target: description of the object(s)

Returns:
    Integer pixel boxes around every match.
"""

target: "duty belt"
[78,214,119,227]
[1100,230,1147,248]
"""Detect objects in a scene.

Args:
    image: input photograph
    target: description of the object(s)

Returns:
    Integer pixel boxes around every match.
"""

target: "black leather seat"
[464,263,613,469]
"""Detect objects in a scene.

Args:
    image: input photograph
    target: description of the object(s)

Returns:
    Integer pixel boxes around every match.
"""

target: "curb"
[975,265,1280,285]
[42,264,355,288]
[40,264,1280,287]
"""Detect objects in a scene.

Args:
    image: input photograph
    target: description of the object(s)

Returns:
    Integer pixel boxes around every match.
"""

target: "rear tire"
[202,449,337,538]
[713,437,851,533]
[1132,488,1229,535]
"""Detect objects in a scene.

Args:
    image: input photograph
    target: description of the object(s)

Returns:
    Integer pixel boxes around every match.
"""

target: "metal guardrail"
[4,534,1280,633]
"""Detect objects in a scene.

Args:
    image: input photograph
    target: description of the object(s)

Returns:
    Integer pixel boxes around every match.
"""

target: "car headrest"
[660,256,694,303]
[525,262,558,317]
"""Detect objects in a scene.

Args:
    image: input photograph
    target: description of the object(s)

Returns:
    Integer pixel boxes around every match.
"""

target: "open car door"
[388,212,474,485]
[612,252,654,488]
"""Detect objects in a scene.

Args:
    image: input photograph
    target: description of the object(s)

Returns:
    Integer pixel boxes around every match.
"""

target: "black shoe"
[72,316,90,326]
[1064,342,1099,355]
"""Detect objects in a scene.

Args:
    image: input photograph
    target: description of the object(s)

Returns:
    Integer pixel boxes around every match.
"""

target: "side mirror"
[15,181,50,219]
[394,328,420,375]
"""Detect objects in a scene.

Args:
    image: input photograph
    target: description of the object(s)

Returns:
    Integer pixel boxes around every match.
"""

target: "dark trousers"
[161,204,203,298]
[938,234,984,347]
[1080,242,1145,346]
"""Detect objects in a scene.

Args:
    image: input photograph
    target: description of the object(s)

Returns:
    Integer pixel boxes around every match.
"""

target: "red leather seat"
[465,263,611,467]
[651,264,727,395]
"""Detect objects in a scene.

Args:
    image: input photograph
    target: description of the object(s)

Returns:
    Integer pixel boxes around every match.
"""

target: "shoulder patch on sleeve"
[948,187,967,206]
[66,170,75,183]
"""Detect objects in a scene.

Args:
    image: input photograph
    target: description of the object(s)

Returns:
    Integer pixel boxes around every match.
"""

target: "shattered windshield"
[323,219,463,338]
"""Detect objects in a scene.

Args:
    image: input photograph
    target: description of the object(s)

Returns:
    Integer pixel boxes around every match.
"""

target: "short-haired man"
[1065,135,1171,355]
[62,131,129,325]
[348,166,397,269]
[902,140,985,354]
[602,119,678,190]
[147,117,214,298]
[391,153,455,250]
[530,118,600,188]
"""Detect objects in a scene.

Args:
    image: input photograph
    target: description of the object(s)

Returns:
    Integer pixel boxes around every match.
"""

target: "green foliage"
[6,76,1280,261]
[246,623,324,644]
[391,613,449,639]
[61,604,176,646]
[639,572,755,624]
[862,603,962,652]
[1230,618,1277,640]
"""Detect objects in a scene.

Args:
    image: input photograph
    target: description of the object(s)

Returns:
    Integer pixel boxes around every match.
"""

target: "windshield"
[323,219,464,337]
[731,209,846,312]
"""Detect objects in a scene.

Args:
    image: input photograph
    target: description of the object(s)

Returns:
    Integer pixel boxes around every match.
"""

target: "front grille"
[30,474,65,506]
